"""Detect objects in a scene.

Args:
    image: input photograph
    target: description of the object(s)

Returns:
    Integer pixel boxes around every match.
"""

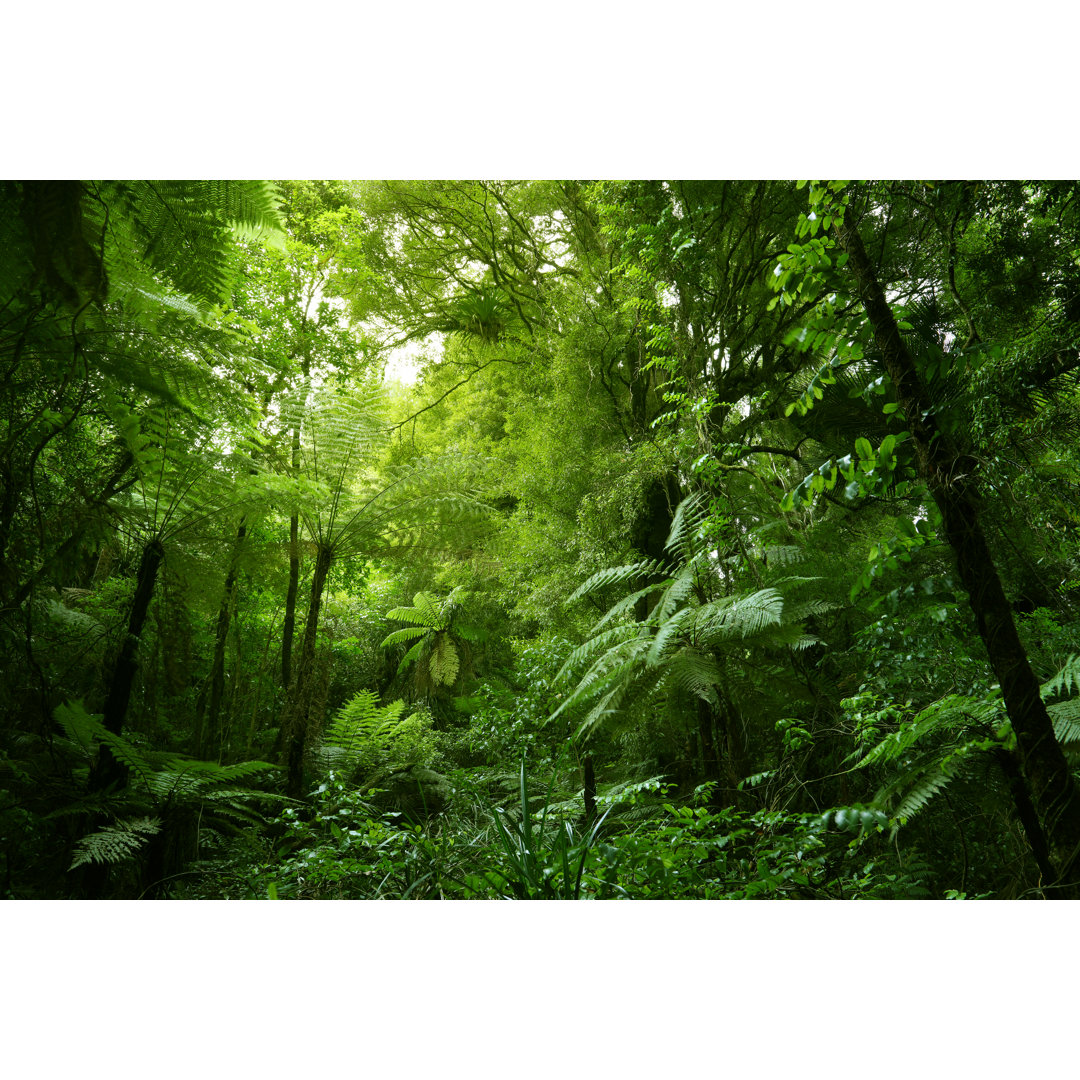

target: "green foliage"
[8,179,1080,900]
[248,774,465,900]
[849,693,1008,833]
[69,816,161,870]
[554,495,812,741]
[314,689,442,777]
[44,700,282,892]
[458,637,575,764]
[477,755,609,899]
[379,589,485,692]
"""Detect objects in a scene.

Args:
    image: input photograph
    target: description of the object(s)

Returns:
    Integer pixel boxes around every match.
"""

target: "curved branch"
[389,356,527,432]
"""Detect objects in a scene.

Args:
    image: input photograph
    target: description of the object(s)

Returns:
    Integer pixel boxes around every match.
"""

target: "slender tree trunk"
[89,537,163,792]
[994,746,1056,889]
[836,214,1080,895]
[279,543,333,796]
[195,522,246,760]
[281,423,302,688]
[697,697,723,804]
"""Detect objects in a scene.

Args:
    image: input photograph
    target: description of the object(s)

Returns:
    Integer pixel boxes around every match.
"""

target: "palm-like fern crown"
[553,494,818,739]
[380,588,484,691]
[271,386,489,560]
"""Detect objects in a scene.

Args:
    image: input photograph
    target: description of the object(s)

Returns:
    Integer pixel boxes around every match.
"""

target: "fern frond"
[856,694,1003,771]
[96,729,155,791]
[396,639,426,677]
[555,624,647,687]
[761,545,804,567]
[321,691,410,766]
[379,626,430,648]
[54,700,101,757]
[664,492,708,564]
[661,649,725,703]
[41,598,105,638]
[555,648,646,723]
[1048,698,1080,749]
[429,632,460,686]
[589,581,669,632]
[1043,655,1080,700]
[698,588,784,641]
[211,760,280,782]
[650,560,699,627]
[69,816,161,870]
[567,559,670,604]
[413,591,442,625]
[890,765,956,826]
[646,605,695,665]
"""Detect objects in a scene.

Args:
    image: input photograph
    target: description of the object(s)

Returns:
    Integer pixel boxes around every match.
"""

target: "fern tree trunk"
[281,421,302,688]
[697,697,724,803]
[194,521,246,760]
[836,215,1080,896]
[279,543,333,796]
[89,537,164,793]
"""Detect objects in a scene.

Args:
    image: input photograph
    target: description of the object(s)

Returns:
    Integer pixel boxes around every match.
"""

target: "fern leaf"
[664,493,708,563]
[53,700,102,756]
[555,624,647,687]
[590,581,669,632]
[699,588,784,641]
[646,605,694,666]
[69,816,161,870]
[890,766,955,826]
[650,561,698,628]
[429,632,460,686]
[1049,698,1080,749]
[379,625,430,648]
[396,639,425,677]
[96,728,155,791]
[567,559,670,604]
[1043,655,1080,700]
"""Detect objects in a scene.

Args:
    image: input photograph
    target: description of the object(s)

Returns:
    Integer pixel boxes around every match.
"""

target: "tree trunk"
[836,214,1080,895]
[90,536,163,792]
[195,521,246,760]
[281,423,302,687]
[279,543,333,796]
[697,696,723,801]
[994,746,1056,889]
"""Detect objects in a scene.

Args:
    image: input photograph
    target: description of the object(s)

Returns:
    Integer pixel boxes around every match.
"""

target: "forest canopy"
[4,178,1080,900]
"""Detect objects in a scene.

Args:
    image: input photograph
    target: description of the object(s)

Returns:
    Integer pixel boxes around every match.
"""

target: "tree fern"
[50,700,282,876]
[379,589,483,692]
[554,497,805,744]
